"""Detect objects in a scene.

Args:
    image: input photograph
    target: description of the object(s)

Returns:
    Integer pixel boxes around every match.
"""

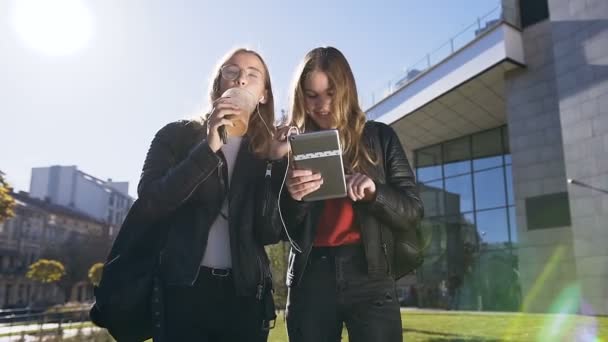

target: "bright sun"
[12,0,93,56]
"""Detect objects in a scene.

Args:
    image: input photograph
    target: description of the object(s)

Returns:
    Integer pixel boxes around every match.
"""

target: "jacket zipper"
[379,228,391,276]
[262,161,272,215]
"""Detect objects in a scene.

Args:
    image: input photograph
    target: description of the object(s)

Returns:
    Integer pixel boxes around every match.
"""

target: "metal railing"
[0,309,112,341]
[365,4,504,110]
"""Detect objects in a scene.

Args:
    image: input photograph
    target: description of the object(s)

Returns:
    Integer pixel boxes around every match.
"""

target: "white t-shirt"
[201,136,242,269]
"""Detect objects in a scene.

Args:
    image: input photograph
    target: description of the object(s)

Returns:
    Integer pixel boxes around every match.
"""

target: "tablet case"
[289,129,347,202]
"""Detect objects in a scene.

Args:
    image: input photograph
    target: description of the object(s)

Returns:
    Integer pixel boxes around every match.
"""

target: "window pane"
[505,154,512,165]
[474,168,507,210]
[461,212,477,246]
[445,213,478,261]
[473,128,503,159]
[476,249,521,311]
[421,218,447,257]
[476,208,510,249]
[502,126,510,154]
[416,145,442,167]
[525,192,572,230]
[506,165,514,206]
[445,175,474,214]
[474,156,503,171]
[445,215,466,277]
[521,0,550,28]
[415,223,448,309]
[417,145,442,182]
[473,128,504,170]
[418,166,442,182]
[420,180,445,217]
[444,137,471,177]
[444,161,470,177]
[509,206,518,245]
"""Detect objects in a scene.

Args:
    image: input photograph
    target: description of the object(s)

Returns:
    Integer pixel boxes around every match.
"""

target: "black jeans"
[163,266,269,342]
[286,244,402,342]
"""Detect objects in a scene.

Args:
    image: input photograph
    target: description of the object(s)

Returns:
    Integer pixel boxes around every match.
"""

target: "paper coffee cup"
[220,87,257,137]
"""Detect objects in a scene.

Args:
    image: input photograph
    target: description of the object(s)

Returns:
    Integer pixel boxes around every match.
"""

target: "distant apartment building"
[29,165,134,236]
[0,191,111,308]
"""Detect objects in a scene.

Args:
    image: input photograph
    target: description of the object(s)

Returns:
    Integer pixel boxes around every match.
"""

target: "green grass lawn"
[88,309,608,341]
[267,309,608,341]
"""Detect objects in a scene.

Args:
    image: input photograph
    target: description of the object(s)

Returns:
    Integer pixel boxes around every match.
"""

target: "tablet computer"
[289,129,347,202]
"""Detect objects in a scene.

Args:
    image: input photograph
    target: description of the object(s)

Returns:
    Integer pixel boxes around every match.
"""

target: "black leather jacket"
[133,120,281,296]
[281,121,424,287]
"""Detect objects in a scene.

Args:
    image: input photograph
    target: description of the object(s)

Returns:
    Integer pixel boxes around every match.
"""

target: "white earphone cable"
[276,126,302,253]
[258,105,303,253]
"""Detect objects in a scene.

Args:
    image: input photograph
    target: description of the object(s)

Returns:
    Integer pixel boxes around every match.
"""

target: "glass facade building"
[413,126,521,311]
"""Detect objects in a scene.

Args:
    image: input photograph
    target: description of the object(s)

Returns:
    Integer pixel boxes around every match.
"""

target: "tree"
[41,231,110,302]
[0,171,15,223]
[26,259,66,283]
[88,263,104,286]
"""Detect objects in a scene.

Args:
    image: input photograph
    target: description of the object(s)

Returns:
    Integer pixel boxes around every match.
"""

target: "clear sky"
[1,0,500,198]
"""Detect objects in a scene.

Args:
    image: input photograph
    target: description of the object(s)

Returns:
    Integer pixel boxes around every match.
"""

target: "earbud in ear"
[259,96,265,103]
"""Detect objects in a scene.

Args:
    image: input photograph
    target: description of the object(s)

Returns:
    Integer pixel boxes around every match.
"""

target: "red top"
[313,198,361,246]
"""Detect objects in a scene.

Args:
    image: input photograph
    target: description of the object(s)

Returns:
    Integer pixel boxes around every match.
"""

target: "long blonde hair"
[289,46,376,172]
[205,48,276,158]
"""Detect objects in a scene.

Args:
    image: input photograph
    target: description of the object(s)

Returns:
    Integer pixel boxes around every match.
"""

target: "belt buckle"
[211,268,230,277]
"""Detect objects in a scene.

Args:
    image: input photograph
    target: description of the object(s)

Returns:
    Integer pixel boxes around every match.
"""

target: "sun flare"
[12,0,93,56]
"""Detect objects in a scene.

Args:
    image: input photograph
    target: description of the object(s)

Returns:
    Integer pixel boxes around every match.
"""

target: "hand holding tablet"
[287,129,347,202]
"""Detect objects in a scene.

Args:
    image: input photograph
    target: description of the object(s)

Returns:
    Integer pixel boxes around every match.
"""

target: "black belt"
[200,266,231,277]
